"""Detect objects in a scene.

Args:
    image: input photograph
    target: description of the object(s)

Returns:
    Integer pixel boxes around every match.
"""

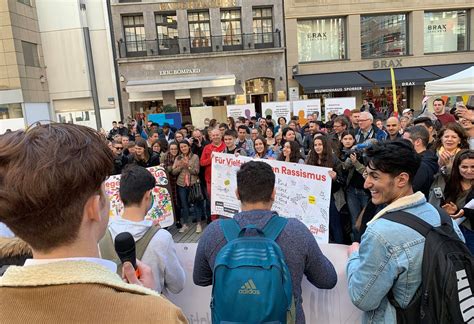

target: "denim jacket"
[346,192,464,323]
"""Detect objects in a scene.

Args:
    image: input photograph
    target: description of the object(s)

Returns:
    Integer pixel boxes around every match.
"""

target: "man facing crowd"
[346,141,463,323]
[385,117,402,141]
[0,124,186,322]
[193,161,337,323]
[433,98,456,126]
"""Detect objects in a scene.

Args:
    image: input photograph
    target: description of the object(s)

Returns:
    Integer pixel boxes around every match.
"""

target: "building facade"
[36,0,121,130]
[0,0,50,133]
[285,0,474,114]
[110,0,286,121]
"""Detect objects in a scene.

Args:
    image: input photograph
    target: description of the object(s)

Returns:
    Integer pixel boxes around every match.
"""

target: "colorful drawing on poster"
[104,166,175,227]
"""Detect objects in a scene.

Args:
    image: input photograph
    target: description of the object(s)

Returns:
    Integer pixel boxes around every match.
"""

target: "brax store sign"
[159,68,201,76]
[427,24,447,33]
[307,32,327,41]
[373,59,403,69]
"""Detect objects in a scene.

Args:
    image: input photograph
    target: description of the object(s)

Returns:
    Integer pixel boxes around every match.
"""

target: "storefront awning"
[126,75,235,93]
[359,68,439,87]
[421,63,474,78]
[294,72,373,93]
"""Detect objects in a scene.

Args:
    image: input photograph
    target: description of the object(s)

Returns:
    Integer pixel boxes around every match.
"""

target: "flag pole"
[390,67,398,118]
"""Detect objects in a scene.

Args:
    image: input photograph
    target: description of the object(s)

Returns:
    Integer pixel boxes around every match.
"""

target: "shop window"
[188,11,211,53]
[252,7,273,48]
[156,12,179,54]
[221,9,242,50]
[363,87,407,116]
[361,14,407,58]
[122,15,146,57]
[424,10,468,53]
[0,103,23,119]
[297,17,346,62]
[17,0,31,6]
[22,41,40,67]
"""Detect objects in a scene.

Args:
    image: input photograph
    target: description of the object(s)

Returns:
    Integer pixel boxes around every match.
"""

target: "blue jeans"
[346,186,370,240]
[177,185,206,225]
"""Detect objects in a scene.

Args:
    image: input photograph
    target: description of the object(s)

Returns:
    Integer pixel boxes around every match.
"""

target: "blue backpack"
[211,215,295,324]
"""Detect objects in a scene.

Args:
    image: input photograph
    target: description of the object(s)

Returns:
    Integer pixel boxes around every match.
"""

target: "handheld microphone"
[114,232,140,277]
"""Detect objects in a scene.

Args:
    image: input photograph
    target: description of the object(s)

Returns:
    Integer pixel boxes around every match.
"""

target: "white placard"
[168,243,363,324]
[226,104,256,120]
[262,101,292,123]
[292,99,322,126]
[210,153,332,243]
[324,97,356,121]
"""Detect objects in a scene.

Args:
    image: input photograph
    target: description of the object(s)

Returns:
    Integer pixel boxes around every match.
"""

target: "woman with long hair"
[227,116,236,131]
[129,138,160,167]
[278,140,304,164]
[435,122,469,174]
[306,136,346,244]
[172,141,206,233]
[430,150,474,253]
[160,142,181,227]
[252,136,276,159]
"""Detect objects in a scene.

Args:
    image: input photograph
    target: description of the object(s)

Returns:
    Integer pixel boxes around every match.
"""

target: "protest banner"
[262,101,292,124]
[104,166,174,227]
[226,104,256,120]
[211,152,332,243]
[324,97,356,121]
[168,243,362,324]
[292,99,322,125]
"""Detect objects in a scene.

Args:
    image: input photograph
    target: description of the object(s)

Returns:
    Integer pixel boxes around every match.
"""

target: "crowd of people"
[101,97,473,251]
[0,96,473,323]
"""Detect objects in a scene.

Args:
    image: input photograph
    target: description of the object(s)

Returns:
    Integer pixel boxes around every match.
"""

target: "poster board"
[148,112,182,129]
[190,106,227,128]
[104,166,174,227]
[292,99,322,126]
[226,104,256,120]
[324,97,356,121]
[262,101,292,124]
[211,153,332,243]
[168,243,362,324]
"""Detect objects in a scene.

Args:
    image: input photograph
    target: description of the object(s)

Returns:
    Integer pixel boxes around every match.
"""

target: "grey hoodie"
[108,218,185,295]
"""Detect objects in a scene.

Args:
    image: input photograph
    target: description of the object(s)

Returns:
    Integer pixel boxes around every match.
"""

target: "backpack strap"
[98,229,119,263]
[220,219,241,242]
[135,225,160,260]
[263,215,288,241]
[380,211,432,237]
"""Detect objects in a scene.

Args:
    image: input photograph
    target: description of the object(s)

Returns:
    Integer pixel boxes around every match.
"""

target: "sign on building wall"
[262,101,291,124]
[105,166,175,228]
[297,18,345,62]
[324,97,356,121]
[211,153,332,243]
[292,99,322,125]
[226,104,256,120]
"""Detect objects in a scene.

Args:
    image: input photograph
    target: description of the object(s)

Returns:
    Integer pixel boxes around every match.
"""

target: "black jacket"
[413,149,439,200]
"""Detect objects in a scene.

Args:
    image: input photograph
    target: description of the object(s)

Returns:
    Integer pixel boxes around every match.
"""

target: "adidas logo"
[238,279,260,295]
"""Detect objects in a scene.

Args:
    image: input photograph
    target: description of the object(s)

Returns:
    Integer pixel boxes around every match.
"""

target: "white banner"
[292,99,322,126]
[324,97,356,121]
[168,243,362,324]
[226,104,256,120]
[210,153,332,243]
[104,166,175,227]
[262,101,292,124]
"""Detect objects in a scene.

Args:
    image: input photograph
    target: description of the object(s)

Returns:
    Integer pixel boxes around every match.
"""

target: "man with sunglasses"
[111,140,129,175]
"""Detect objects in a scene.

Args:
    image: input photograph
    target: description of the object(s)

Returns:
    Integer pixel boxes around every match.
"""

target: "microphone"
[114,232,139,276]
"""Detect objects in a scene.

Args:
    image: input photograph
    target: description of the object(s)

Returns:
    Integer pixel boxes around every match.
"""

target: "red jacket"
[200,142,225,184]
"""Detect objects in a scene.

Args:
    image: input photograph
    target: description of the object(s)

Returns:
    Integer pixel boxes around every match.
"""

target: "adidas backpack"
[381,210,474,324]
[211,215,295,324]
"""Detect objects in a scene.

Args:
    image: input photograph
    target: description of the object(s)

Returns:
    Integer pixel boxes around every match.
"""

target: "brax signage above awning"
[295,63,474,93]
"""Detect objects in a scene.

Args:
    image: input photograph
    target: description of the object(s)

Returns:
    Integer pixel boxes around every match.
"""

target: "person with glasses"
[111,140,129,175]
[354,111,387,145]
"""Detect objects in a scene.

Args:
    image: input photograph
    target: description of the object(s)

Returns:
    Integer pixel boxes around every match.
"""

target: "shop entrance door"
[176,99,191,122]
[251,94,268,117]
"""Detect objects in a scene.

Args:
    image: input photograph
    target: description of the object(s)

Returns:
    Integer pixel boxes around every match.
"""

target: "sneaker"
[179,224,189,233]
[196,223,202,233]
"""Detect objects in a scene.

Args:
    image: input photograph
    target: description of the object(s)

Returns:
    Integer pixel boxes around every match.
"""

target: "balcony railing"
[117,31,281,58]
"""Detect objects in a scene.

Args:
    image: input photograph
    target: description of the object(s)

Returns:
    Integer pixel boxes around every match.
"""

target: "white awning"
[128,91,163,102]
[126,74,236,93]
